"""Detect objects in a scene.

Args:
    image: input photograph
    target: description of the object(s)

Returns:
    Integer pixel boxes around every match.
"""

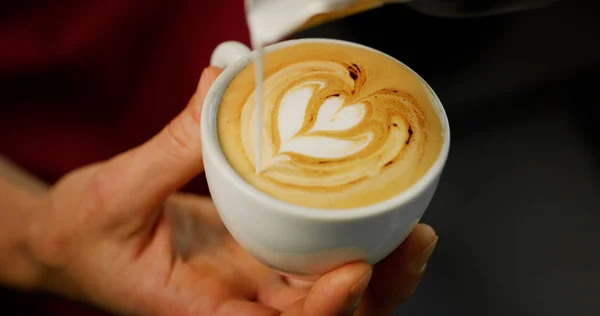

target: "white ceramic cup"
[201,38,450,279]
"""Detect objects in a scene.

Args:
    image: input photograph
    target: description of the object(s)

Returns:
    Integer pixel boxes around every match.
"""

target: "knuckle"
[162,112,197,161]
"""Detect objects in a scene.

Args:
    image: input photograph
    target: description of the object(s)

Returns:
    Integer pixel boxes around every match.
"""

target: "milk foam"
[276,83,370,159]
[239,60,417,188]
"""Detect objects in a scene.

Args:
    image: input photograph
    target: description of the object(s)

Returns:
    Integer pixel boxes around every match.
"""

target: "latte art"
[241,61,426,190]
[218,43,444,209]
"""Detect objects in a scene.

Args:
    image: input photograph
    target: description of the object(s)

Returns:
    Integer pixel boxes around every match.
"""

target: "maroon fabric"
[0,1,249,314]
[0,0,250,191]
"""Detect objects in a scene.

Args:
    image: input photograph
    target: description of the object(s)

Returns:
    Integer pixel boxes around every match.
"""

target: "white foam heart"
[276,83,370,160]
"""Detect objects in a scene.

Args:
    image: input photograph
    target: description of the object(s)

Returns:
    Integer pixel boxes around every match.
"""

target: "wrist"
[0,179,48,292]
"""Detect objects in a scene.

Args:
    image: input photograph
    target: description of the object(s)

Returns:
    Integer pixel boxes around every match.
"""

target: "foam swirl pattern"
[242,61,426,190]
[218,43,443,209]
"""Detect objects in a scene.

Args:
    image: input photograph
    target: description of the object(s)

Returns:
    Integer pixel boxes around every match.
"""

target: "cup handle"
[210,41,252,69]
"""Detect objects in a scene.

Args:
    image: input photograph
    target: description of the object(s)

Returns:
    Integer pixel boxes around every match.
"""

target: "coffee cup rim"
[201,38,450,221]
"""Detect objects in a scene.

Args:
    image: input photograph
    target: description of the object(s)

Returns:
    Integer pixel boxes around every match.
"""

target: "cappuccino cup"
[201,38,450,278]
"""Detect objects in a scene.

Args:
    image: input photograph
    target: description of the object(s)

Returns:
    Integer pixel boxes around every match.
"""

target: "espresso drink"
[218,42,444,209]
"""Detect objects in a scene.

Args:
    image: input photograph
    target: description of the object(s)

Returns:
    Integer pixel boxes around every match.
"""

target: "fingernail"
[199,68,210,95]
[413,236,438,274]
[348,270,372,310]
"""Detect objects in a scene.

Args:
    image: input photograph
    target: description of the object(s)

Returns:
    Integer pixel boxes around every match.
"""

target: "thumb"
[96,66,222,218]
[283,262,373,316]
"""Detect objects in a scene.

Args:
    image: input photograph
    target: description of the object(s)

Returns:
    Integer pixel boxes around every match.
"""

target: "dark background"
[1,0,599,315]
[296,0,600,314]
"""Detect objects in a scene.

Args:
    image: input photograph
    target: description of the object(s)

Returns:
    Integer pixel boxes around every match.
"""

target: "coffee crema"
[218,43,444,209]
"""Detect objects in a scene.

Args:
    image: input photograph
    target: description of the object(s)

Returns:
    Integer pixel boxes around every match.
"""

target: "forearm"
[0,155,48,290]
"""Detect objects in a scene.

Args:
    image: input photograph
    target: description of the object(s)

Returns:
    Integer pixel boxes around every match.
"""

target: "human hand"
[27,67,438,316]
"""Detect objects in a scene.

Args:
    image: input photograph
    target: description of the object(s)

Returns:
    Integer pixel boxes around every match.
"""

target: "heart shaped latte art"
[240,61,427,189]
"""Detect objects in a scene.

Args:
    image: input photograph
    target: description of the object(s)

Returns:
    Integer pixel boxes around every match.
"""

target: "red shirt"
[0,1,249,314]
